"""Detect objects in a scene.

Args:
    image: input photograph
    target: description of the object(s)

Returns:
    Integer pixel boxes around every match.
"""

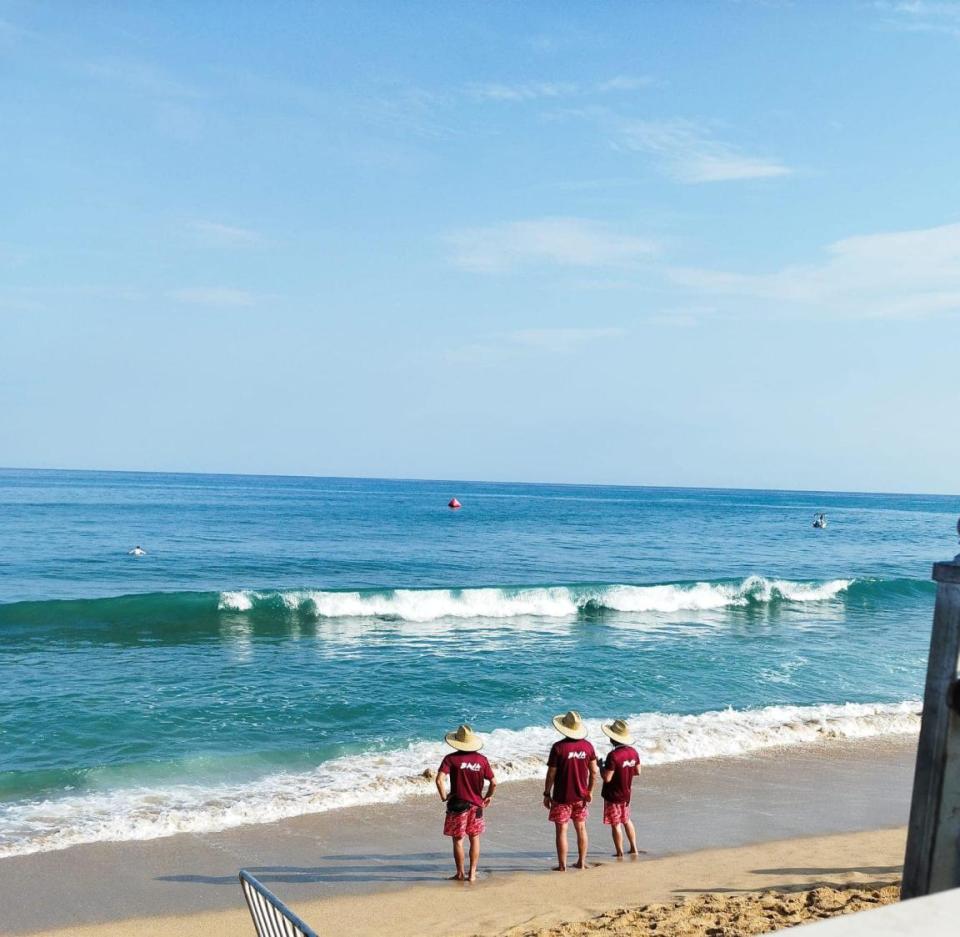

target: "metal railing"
[239,870,319,937]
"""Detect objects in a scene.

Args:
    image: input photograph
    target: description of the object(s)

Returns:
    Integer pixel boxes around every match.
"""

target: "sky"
[2,1,960,493]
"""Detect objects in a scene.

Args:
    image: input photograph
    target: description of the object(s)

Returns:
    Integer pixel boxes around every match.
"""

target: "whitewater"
[0,700,921,858]
[217,576,854,620]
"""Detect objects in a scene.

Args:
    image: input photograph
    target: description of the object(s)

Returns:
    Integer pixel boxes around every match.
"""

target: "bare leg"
[611,822,624,858]
[468,834,481,881]
[624,818,639,855]
[450,836,465,880]
[573,819,588,869]
[553,821,568,871]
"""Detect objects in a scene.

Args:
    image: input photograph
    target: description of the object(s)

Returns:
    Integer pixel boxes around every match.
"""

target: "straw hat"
[445,724,483,752]
[552,710,588,740]
[601,718,633,745]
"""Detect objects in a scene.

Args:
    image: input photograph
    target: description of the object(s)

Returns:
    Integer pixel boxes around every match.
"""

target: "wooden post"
[902,538,960,899]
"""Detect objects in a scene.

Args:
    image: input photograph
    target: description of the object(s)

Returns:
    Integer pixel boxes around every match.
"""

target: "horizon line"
[0,464,957,501]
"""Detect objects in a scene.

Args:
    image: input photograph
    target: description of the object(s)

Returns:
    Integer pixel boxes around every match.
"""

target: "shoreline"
[1,699,921,860]
[1,734,917,935]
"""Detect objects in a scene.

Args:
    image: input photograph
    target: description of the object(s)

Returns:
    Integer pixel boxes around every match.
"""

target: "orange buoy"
[448,498,461,509]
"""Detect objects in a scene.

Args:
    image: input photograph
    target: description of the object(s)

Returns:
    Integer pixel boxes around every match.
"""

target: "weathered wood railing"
[902,532,960,899]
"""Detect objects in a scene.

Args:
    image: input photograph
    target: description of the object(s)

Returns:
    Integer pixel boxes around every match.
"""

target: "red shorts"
[548,800,589,824]
[443,806,485,838]
[603,801,631,825]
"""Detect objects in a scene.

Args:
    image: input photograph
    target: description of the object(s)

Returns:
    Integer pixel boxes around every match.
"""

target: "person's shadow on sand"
[156,850,557,886]
[158,865,438,886]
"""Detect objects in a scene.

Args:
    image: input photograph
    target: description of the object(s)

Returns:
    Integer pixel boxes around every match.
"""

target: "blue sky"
[2,1,960,493]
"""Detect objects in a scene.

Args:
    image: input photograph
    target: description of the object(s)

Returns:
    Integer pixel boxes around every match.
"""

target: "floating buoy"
[448,498,461,510]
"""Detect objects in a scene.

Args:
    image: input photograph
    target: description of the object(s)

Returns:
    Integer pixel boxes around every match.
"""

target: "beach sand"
[2,736,915,937]
[500,880,901,937]
[15,829,906,937]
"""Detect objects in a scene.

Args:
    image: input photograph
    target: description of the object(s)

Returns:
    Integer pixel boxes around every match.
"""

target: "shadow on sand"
[156,850,557,886]
[672,863,902,897]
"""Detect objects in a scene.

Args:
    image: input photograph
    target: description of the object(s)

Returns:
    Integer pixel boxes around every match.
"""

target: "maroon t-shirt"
[547,738,597,804]
[600,744,640,804]
[438,752,494,808]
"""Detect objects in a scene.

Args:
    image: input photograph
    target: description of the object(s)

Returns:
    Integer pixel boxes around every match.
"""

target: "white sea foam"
[218,590,253,611]
[0,699,917,859]
[216,577,854,622]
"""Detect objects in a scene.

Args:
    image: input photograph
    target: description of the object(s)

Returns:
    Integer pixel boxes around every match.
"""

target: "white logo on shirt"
[622,759,637,767]
[567,751,587,760]
[461,762,483,771]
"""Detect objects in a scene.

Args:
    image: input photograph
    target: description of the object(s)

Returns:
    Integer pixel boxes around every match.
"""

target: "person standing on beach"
[600,718,641,857]
[543,710,598,871]
[436,724,496,882]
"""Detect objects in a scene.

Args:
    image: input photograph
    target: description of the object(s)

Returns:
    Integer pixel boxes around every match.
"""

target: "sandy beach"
[2,736,915,937]
[13,829,906,937]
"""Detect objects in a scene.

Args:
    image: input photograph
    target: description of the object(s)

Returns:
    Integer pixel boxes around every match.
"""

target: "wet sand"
[1,736,916,936]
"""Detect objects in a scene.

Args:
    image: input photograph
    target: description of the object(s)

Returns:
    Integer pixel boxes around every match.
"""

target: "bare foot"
[468,872,478,882]
[614,851,624,858]
[448,873,464,881]
[572,860,586,869]
[552,865,566,872]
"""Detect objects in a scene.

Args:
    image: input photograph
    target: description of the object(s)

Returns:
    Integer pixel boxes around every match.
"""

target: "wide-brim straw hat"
[445,724,483,752]
[552,710,588,740]
[602,718,633,745]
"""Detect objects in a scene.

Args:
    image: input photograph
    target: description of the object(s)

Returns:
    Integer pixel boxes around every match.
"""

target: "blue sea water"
[0,468,955,856]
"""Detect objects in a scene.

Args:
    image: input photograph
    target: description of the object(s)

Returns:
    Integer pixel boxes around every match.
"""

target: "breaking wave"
[217,576,855,621]
[0,699,919,858]
[2,577,930,634]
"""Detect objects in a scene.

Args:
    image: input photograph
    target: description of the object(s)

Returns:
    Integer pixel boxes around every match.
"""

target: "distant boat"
[813,513,827,529]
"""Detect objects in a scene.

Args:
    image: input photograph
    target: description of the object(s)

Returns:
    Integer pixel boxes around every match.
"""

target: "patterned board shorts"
[602,800,631,825]
[548,800,589,824]
[443,806,485,838]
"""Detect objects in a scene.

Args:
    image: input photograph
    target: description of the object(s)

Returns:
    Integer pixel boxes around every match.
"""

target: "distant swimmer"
[129,545,147,556]
[812,514,827,529]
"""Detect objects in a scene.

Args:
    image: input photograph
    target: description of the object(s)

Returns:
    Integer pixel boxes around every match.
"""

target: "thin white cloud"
[877,1,960,37]
[84,60,200,98]
[448,217,657,273]
[670,220,960,318]
[189,221,263,247]
[0,242,28,267]
[468,81,578,102]
[646,313,699,328]
[83,59,204,141]
[509,327,626,351]
[529,35,562,54]
[596,75,657,92]
[0,284,145,314]
[467,76,654,102]
[644,306,714,328]
[169,287,256,307]
[607,117,792,183]
[0,17,24,47]
[446,326,626,364]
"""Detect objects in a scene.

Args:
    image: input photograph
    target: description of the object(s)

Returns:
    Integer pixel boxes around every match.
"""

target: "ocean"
[0,468,954,859]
